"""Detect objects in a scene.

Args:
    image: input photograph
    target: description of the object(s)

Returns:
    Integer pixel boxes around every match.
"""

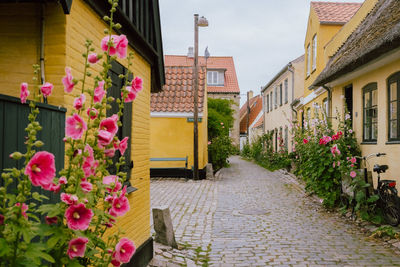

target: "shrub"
[208,135,234,171]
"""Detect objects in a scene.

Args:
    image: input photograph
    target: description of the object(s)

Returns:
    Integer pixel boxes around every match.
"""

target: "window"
[108,61,134,184]
[279,83,283,106]
[323,98,328,115]
[274,87,277,108]
[284,79,288,104]
[312,34,317,71]
[284,126,288,150]
[266,94,269,113]
[307,44,311,76]
[388,72,400,140]
[270,92,273,111]
[207,70,224,86]
[363,83,378,142]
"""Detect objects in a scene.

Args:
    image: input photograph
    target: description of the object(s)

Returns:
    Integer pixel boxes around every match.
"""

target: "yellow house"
[313,0,400,190]
[150,56,208,179]
[298,2,362,122]
[0,0,165,265]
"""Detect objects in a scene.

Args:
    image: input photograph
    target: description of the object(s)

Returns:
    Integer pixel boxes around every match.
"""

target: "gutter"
[290,98,300,120]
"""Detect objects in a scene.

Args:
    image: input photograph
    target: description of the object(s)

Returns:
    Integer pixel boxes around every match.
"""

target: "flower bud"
[33,141,44,147]
[9,152,23,160]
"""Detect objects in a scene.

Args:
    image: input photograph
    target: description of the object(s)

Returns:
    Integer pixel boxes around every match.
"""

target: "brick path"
[150,156,400,266]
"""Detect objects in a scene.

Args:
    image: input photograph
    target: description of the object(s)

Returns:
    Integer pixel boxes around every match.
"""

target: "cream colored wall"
[331,59,400,187]
[208,93,240,145]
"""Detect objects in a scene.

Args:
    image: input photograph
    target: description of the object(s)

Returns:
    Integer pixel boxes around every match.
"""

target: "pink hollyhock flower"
[66,114,87,140]
[59,176,67,185]
[102,35,129,58]
[67,237,89,259]
[94,81,106,103]
[43,183,61,193]
[87,108,98,120]
[350,157,357,164]
[15,203,28,219]
[20,82,29,104]
[330,144,341,158]
[111,257,121,267]
[0,214,4,225]
[349,129,353,133]
[337,131,343,136]
[65,203,93,230]
[115,35,128,58]
[331,134,339,141]
[101,35,118,55]
[25,151,56,188]
[332,162,336,168]
[350,171,357,178]
[40,82,54,98]
[100,115,119,136]
[303,138,309,144]
[98,130,114,147]
[45,216,58,225]
[119,137,129,155]
[337,161,341,167]
[319,135,332,145]
[82,145,98,178]
[80,181,93,193]
[61,193,78,205]
[345,113,351,120]
[114,238,136,263]
[103,175,122,193]
[105,195,114,203]
[132,76,143,92]
[88,53,99,64]
[110,186,130,217]
[124,86,137,102]
[73,94,86,110]
[105,148,116,158]
[62,67,75,93]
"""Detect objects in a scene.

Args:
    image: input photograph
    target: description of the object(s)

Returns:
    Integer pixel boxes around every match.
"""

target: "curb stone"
[277,169,400,254]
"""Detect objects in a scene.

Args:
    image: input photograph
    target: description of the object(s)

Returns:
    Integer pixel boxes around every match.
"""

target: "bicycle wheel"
[379,187,400,226]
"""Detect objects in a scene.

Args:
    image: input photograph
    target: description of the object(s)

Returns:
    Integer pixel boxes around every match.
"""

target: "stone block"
[152,206,178,248]
[206,163,214,179]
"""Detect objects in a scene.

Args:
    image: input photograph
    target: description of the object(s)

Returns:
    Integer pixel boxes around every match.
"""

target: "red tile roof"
[150,66,206,113]
[311,2,362,24]
[165,55,240,94]
[252,114,264,129]
[239,95,263,134]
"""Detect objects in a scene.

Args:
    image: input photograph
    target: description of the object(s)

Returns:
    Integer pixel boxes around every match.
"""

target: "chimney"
[248,90,253,100]
[187,47,194,58]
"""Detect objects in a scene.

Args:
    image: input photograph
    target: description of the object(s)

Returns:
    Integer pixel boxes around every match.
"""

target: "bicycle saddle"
[373,164,388,173]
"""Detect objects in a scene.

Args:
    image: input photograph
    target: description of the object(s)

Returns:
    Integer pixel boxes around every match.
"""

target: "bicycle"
[357,153,400,226]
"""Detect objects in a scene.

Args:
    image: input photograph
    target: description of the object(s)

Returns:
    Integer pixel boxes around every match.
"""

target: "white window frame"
[312,34,317,71]
[207,70,224,86]
[307,44,311,76]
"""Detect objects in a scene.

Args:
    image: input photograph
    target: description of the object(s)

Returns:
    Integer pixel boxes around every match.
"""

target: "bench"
[150,157,189,178]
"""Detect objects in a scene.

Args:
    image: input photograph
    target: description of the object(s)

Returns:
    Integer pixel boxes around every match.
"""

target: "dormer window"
[207,70,224,86]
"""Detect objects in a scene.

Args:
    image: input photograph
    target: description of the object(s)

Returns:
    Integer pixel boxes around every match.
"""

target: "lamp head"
[198,16,209,27]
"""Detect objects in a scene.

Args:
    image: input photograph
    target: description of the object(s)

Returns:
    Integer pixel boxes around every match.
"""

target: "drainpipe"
[287,64,296,121]
[40,3,46,103]
[322,85,332,119]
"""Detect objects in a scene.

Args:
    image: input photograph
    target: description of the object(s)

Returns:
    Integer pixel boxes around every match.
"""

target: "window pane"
[212,72,217,84]
[372,123,378,140]
[390,101,397,120]
[372,89,377,106]
[390,120,397,139]
[218,71,224,85]
[364,124,370,140]
[390,82,397,101]
[364,92,370,108]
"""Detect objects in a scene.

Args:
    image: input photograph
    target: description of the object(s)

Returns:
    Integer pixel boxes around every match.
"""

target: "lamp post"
[193,14,208,180]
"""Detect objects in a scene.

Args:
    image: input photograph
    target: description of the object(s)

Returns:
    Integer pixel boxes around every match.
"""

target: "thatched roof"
[313,0,400,87]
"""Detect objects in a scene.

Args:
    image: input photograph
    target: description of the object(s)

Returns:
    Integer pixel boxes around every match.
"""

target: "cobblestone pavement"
[150,156,400,266]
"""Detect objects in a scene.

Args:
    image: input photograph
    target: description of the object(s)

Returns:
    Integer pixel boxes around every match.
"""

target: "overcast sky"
[159,0,364,106]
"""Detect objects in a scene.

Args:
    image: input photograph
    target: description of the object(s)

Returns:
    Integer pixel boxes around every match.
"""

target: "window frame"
[266,93,269,113]
[274,87,278,109]
[388,72,400,141]
[207,70,224,86]
[279,83,283,106]
[306,43,311,76]
[312,34,317,71]
[363,82,378,142]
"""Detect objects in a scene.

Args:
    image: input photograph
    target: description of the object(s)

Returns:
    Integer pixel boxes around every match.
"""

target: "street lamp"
[193,14,208,180]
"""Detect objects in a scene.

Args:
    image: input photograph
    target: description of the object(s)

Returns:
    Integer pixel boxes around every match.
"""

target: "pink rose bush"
[1,3,140,264]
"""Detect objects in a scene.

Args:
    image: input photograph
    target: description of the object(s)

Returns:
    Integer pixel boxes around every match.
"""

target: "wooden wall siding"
[0,94,66,205]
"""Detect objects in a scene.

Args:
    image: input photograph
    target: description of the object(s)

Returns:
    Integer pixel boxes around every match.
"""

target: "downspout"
[40,2,46,103]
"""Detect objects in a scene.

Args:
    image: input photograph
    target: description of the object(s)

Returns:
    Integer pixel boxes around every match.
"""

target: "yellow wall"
[331,59,400,186]
[0,0,153,249]
[150,117,208,170]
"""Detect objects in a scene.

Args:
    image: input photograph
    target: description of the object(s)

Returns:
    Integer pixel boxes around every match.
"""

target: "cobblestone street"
[150,156,400,266]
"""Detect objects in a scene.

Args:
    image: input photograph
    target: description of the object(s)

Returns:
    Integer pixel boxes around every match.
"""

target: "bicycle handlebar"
[356,152,386,161]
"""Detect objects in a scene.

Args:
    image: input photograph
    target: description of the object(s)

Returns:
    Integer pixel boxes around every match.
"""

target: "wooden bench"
[150,157,189,178]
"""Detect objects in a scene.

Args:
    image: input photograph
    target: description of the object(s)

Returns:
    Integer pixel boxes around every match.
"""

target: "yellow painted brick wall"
[66,0,152,247]
[0,3,41,97]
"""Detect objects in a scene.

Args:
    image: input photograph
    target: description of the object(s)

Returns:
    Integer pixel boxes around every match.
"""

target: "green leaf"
[47,235,60,248]
[355,190,366,203]
[367,194,380,203]
[67,261,85,267]
[0,238,10,257]
[36,251,55,263]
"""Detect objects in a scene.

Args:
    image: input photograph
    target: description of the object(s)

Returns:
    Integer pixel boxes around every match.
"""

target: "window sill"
[385,140,400,145]
[361,141,377,145]
[124,181,138,194]
[311,68,316,74]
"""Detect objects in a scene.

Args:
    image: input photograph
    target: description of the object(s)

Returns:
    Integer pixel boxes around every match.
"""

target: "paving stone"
[149,156,400,266]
